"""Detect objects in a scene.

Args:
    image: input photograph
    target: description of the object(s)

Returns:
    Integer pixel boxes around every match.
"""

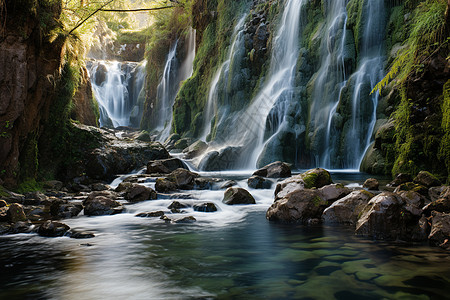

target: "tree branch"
[68,0,115,36]
[100,6,175,12]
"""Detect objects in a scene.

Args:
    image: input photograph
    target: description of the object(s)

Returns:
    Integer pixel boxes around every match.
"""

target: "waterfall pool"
[0,172,449,299]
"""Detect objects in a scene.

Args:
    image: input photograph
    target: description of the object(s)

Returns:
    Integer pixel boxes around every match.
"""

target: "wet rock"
[25,206,48,221]
[220,180,237,189]
[83,191,123,216]
[50,199,83,219]
[198,146,241,171]
[413,171,441,188]
[174,138,189,150]
[90,183,110,191]
[155,178,177,193]
[43,180,63,191]
[322,190,374,225]
[0,200,6,207]
[429,186,446,202]
[318,184,351,202]
[194,177,219,190]
[0,223,11,234]
[69,231,95,239]
[253,161,291,178]
[167,168,199,190]
[174,216,196,223]
[136,211,165,218]
[394,182,428,197]
[183,140,208,159]
[363,178,379,190]
[136,131,152,142]
[223,188,256,205]
[146,158,187,174]
[428,211,450,249]
[11,221,33,234]
[193,203,218,212]
[38,220,70,237]
[24,191,48,205]
[0,206,7,222]
[398,190,429,216]
[124,184,157,202]
[422,198,450,216]
[388,173,412,187]
[266,189,328,223]
[5,192,25,204]
[247,175,272,189]
[168,201,190,210]
[274,168,332,200]
[7,203,27,223]
[115,182,134,193]
[355,192,424,241]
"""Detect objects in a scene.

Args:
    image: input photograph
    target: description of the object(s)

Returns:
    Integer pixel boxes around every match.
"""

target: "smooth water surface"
[0,173,449,299]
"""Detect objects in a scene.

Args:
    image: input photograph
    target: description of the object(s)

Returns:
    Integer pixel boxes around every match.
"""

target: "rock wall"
[0,0,64,186]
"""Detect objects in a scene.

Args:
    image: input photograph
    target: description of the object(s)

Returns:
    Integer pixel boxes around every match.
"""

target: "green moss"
[359,189,374,199]
[0,186,9,198]
[303,172,318,189]
[312,196,323,207]
[16,179,43,194]
[439,80,450,181]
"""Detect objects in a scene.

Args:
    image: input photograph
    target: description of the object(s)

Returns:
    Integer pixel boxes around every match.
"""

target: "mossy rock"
[300,168,332,189]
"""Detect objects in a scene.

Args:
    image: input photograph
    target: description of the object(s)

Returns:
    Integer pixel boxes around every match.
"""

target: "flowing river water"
[0,172,449,299]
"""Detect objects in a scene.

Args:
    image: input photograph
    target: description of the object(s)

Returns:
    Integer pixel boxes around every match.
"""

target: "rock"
[0,207,8,222]
[50,199,83,219]
[115,182,134,193]
[247,175,272,189]
[90,183,110,191]
[136,131,152,142]
[222,188,256,205]
[193,203,218,212]
[125,184,157,202]
[0,223,11,234]
[5,192,25,204]
[220,180,237,189]
[398,190,429,216]
[422,198,450,216]
[83,191,123,216]
[174,138,189,150]
[198,146,241,171]
[168,201,190,210]
[174,216,196,223]
[136,211,165,218]
[428,211,450,249]
[253,161,291,178]
[11,221,33,234]
[0,200,6,207]
[274,168,332,200]
[428,186,446,202]
[318,184,351,202]
[160,215,171,223]
[388,173,412,187]
[24,191,48,205]
[38,220,70,237]
[167,168,199,190]
[146,158,187,174]
[194,177,220,190]
[155,178,177,193]
[413,171,441,188]
[7,203,27,223]
[393,182,428,197]
[363,178,379,190]
[183,140,207,159]
[266,189,328,223]
[322,190,374,225]
[355,192,424,241]
[43,180,63,191]
[69,231,95,239]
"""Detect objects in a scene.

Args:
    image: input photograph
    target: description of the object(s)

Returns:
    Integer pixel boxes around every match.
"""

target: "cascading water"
[88,60,146,128]
[201,16,247,140]
[156,28,196,142]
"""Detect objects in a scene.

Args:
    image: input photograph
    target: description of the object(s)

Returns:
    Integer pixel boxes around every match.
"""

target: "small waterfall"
[156,28,196,142]
[88,60,146,128]
[201,16,247,140]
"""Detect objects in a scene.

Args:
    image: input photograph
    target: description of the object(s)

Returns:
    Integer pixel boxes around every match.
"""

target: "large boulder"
[83,191,123,216]
[422,198,450,216]
[274,168,332,200]
[193,203,218,212]
[393,182,428,197]
[355,192,425,241]
[50,199,83,219]
[146,158,187,174]
[322,190,374,225]
[38,220,70,237]
[183,140,208,159]
[167,168,199,190]
[223,188,256,205]
[124,184,157,202]
[413,171,441,188]
[253,161,291,178]
[198,146,241,171]
[428,211,450,249]
[388,173,412,187]
[363,178,379,190]
[266,189,328,223]
[247,176,272,189]
[155,178,177,193]
[7,203,27,223]
[318,184,351,202]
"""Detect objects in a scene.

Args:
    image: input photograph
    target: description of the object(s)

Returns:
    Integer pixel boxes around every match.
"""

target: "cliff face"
[0,0,65,186]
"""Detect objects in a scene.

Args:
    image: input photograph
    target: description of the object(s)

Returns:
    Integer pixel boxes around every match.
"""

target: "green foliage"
[439,80,450,181]
[16,179,43,194]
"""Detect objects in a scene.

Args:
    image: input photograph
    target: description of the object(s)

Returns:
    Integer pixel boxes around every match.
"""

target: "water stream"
[1,171,448,299]
[87,60,146,128]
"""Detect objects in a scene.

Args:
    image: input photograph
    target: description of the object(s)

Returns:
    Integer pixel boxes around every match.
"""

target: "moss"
[439,80,450,181]
[16,179,43,194]
[0,186,9,198]
[312,196,323,207]
[303,172,318,189]
[359,189,374,199]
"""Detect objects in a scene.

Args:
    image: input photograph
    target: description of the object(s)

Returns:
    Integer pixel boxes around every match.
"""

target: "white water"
[201,16,247,140]
[88,60,146,128]
[157,28,196,142]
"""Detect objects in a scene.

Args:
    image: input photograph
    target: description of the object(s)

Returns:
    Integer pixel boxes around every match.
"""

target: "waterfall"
[87,60,146,128]
[201,16,247,141]
[156,28,196,142]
